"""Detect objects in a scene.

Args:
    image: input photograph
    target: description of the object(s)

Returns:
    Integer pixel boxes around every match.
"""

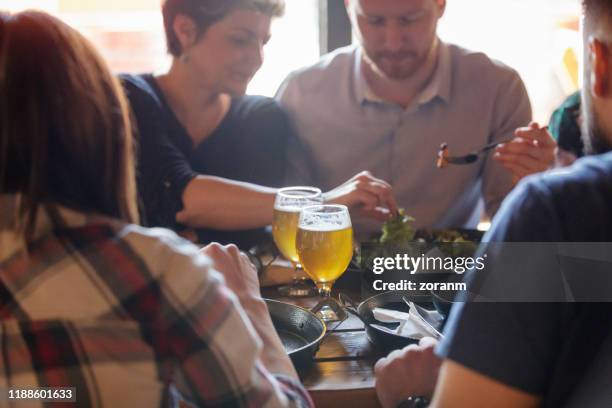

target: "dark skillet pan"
[357,291,436,351]
[265,299,326,369]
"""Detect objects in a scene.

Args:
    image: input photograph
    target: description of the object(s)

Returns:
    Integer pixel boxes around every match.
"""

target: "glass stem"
[291,263,302,283]
[318,283,332,298]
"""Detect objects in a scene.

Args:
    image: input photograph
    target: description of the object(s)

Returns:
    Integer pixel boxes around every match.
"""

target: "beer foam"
[298,222,352,232]
[273,205,302,212]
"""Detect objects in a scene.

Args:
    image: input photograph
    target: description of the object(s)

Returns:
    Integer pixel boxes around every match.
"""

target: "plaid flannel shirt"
[0,195,312,408]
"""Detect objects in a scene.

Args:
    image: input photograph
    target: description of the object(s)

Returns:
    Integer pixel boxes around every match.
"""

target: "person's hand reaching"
[494,122,557,185]
[324,171,398,221]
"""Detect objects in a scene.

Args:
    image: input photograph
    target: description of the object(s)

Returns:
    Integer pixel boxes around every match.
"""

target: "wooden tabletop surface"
[262,270,385,408]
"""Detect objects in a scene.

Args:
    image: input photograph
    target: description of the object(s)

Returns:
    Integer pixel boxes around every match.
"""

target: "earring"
[180,53,190,64]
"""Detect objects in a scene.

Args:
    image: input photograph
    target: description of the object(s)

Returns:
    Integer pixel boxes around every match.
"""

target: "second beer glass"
[297,204,353,321]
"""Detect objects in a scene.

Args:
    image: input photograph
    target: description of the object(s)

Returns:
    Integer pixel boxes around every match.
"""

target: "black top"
[438,152,612,406]
[121,74,290,249]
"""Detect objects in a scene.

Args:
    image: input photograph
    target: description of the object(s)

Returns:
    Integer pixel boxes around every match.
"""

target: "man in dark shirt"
[433,154,612,406]
[374,1,612,406]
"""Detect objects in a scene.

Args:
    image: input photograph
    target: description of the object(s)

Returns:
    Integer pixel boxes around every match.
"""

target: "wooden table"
[262,270,385,408]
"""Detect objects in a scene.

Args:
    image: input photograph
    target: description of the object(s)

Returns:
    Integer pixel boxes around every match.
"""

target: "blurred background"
[2,0,581,123]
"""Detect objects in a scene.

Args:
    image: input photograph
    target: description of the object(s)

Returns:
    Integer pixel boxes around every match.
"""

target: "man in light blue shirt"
[276,0,547,238]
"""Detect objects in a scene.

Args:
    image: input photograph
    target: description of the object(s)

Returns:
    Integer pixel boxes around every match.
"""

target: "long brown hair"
[0,11,139,235]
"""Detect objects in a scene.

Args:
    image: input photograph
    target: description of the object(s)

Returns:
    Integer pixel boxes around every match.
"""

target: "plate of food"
[355,210,483,269]
[350,211,483,304]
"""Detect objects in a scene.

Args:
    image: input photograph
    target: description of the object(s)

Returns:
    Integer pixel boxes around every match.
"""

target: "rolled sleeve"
[138,118,197,229]
[121,76,198,229]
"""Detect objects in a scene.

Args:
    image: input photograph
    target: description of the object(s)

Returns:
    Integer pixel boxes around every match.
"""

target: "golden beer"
[296,226,354,285]
[272,209,300,264]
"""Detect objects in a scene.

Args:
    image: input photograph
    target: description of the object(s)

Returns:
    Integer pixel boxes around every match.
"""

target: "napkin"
[372,306,440,339]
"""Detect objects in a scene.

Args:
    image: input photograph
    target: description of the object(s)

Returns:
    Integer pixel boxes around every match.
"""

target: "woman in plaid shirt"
[0,10,312,408]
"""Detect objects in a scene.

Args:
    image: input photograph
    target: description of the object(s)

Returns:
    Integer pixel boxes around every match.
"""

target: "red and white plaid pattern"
[0,195,312,408]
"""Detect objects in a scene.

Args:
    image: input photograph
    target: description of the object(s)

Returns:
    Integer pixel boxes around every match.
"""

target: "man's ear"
[344,0,352,14]
[173,14,198,53]
[437,0,447,17]
[344,0,354,16]
[345,0,357,23]
[590,37,610,98]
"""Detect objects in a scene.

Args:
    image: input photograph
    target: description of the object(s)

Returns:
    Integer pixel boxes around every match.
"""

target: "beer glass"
[297,204,353,322]
[272,187,323,297]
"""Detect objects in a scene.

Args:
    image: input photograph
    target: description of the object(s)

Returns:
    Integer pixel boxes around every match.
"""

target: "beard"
[581,89,612,155]
[364,49,425,80]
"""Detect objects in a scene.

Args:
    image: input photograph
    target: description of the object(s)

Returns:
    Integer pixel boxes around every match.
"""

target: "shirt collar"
[353,46,384,105]
[418,40,452,105]
[0,194,113,259]
[353,39,452,108]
